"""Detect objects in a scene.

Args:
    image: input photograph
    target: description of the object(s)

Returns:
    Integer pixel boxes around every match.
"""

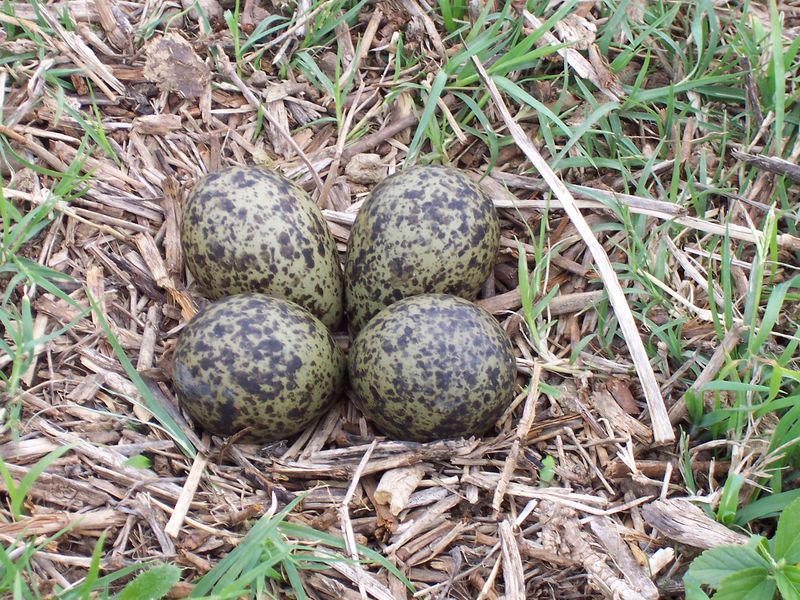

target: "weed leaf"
[774,497,800,562]
[123,455,153,469]
[118,564,181,600]
[775,566,800,600]
[685,542,768,590]
[712,567,774,600]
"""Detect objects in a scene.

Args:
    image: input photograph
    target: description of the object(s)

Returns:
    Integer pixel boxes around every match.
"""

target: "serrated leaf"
[685,544,769,589]
[776,566,800,600]
[712,567,773,600]
[118,564,180,600]
[774,497,800,562]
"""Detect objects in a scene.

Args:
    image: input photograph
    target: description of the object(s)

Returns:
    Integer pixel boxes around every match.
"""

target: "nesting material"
[374,465,425,516]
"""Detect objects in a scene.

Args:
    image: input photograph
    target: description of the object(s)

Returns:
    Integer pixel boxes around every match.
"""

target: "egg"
[344,165,499,334]
[182,166,344,329]
[172,294,346,442]
[347,294,517,441]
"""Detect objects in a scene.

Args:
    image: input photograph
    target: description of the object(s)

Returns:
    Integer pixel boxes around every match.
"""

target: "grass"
[0,443,409,598]
[1,486,404,599]
[1,0,800,596]
[507,0,800,533]
[0,142,91,434]
[0,443,75,520]
[189,494,414,599]
[0,447,161,598]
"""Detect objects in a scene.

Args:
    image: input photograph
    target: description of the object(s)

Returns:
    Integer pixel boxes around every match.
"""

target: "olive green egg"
[172,293,346,443]
[348,294,517,442]
[344,165,499,334]
[182,166,344,329]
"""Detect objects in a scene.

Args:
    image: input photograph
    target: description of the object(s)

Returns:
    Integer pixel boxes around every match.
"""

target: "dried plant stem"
[499,520,525,600]
[340,440,378,599]
[216,48,325,193]
[165,448,209,537]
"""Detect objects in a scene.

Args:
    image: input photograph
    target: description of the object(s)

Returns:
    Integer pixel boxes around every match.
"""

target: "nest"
[2,0,798,598]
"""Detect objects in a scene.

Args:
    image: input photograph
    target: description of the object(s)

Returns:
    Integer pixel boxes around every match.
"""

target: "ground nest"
[2,1,800,598]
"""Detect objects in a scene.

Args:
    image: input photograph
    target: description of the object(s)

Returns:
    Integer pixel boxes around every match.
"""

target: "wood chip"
[94,0,132,52]
[144,33,211,99]
[374,465,425,515]
[590,389,652,443]
[499,521,526,600]
[642,498,749,549]
[133,114,183,135]
[589,516,658,600]
[0,509,126,538]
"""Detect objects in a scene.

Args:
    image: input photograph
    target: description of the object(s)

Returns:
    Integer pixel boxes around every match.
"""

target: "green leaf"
[70,532,107,600]
[774,497,800,562]
[750,275,800,354]
[685,543,769,590]
[86,289,195,457]
[11,443,77,519]
[775,566,800,600]
[278,521,415,591]
[712,567,774,600]
[123,455,152,469]
[59,562,157,600]
[551,101,618,169]
[118,564,181,600]
[241,14,285,53]
[767,0,784,155]
[190,494,306,597]
[734,489,800,525]
[405,69,447,164]
[717,473,745,525]
[539,455,555,483]
[283,559,307,600]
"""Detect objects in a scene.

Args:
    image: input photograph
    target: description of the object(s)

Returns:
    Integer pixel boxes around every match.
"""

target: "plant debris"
[2,1,799,598]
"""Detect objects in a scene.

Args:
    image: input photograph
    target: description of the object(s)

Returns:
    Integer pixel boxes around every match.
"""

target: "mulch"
[2,1,791,597]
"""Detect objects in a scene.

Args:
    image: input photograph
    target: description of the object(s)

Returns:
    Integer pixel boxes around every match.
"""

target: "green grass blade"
[10,442,76,519]
[70,532,106,600]
[750,275,800,354]
[768,0,784,153]
[551,102,618,169]
[493,75,572,137]
[278,522,415,591]
[734,489,800,525]
[118,564,181,600]
[405,70,447,165]
[190,494,305,596]
[86,289,195,456]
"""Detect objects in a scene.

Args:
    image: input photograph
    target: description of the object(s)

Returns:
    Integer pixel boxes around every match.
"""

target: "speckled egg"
[172,294,346,443]
[348,294,516,442]
[344,165,499,334]
[182,166,344,329]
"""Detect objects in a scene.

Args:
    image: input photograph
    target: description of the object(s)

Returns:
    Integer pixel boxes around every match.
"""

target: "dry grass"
[2,0,800,598]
